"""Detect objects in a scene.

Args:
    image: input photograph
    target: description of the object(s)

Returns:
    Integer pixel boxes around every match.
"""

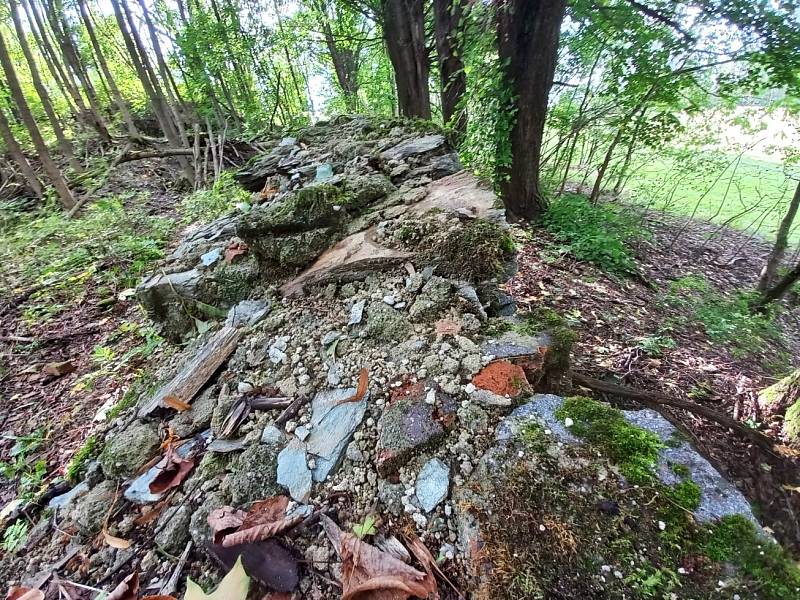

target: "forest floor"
[1,154,799,591]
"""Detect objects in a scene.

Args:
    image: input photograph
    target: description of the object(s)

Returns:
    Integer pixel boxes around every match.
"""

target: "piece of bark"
[138,326,243,417]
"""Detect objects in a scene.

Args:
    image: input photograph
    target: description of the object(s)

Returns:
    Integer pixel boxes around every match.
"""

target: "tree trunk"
[433,0,467,133]
[497,0,566,222]
[382,0,431,120]
[45,0,111,142]
[0,108,44,198]
[314,0,361,112]
[758,180,800,292]
[755,259,800,311]
[0,28,75,208]
[77,0,139,138]
[9,0,82,173]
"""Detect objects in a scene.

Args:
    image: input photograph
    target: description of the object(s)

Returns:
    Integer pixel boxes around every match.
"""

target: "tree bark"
[758,180,800,292]
[497,0,566,222]
[382,0,431,119]
[0,108,44,198]
[433,0,467,133]
[77,0,139,138]
[755,258,800,311]
[0,28,75,208]
[10,0,82,173]
[314,0,361,112]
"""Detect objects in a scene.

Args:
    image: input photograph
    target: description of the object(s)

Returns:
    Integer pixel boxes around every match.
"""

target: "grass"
[626,150,796,243]
[180,171,252,223]
[0,196,173,324]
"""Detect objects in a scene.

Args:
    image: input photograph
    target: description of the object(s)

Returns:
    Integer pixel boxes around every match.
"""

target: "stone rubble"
[31,116,769,597]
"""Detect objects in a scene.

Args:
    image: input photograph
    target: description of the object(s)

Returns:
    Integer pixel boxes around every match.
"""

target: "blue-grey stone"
[200,248,222,267]
[306,388,368,482]
[314,163,334,183]
[48,481,89,510]
[277,439,313,503]
[348,300,366,326]
[226,299,270,328]
[416,458,450,513]
[124,431,210,504]
[483,331,551,360]
[381,135,445,161]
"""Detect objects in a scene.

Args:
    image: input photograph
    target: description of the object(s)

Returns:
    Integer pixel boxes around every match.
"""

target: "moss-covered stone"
[362,302,411,341]
[100,420,161,479]
[226,444,280,505]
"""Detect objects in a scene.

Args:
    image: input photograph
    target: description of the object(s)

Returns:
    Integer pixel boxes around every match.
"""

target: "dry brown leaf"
[134,498,170,526]
[42,360,76,377]
[353,368,369,402]
[149,446,196,495]
[208,506,247,544]
[107,572,139,600]
[221,515,302,548]
[163,395,192,412]
[103,527,132,550]
[217,496,301,547]
[6,587,44,600]
[225,242,249,265]
[321,514,437,600]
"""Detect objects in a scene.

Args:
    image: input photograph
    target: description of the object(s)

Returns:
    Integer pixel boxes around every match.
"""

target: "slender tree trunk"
[0,108,44,197]
[497,0,566,222]
[45,0,111,142]
[77,0,139,138]
[271,0,306,112]
[0,28,75,208]
[755,259,800,311]
[433,0,467,133]
[382,0,431,119]
[758,180,800,292]
[589,125,626,203]
[9,0,82,173]
[314,0,360,112]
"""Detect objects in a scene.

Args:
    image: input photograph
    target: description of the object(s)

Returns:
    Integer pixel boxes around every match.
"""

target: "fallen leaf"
[435,319,462,338]
[218,496,301,548]
[134,498,170,526]
[185,556,250,600]
[321,514,437,600]
[220,398,252,439]
[336,368,369,407]
[163,395,192,412]
[103,528,132,550]
[210,540,298,593]
[208,506,247,544]
[149,446,196,494]
[108,572,139,600]
[43,360,76,377]
[225,242,249,265]
[6,587,45,600]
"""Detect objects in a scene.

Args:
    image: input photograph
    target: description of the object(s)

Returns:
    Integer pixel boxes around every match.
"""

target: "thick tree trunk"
[77,0,139,138]
[0,29,75,208]
[497,0,566,222]
[314,0,361,112]
[9,0,82,173]
[382,0,431,119]
[758,180,800,292]
[433,0,467,133]
[0,109,44,198]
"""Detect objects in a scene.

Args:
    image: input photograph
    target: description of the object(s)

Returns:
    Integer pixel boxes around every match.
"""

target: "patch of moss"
[784,400,800,441]
[669,462,691,479]
[66,434,100,483]
[481,318,514,337]
[701,515,800,599]
[555,396,663,484]
[424,219,513,281]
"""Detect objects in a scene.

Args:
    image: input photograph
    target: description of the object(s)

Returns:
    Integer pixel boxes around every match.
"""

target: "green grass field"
[623,151,796,243]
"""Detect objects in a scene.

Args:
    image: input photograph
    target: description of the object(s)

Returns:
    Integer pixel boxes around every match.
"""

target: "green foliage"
[2,520,29,553]
[66,435,99,484]
[352,515,377,539]
[555,396,663,483]
[543,194,639,275]
[0,197,173,323]
[424,219,514,281]
[181,172,252,224]
[701,515,800,600]
[665,276,782,356]
[635,335,677,357]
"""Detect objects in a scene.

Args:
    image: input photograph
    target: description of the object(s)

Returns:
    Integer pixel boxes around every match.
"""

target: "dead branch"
[115,148,195,164]
[571,371,779,453]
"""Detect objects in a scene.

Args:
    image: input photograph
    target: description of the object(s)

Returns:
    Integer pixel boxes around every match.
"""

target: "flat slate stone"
[277,439,313,502]
[416,458,450,513]
[381,135,445,160]
[482,330,551,360]
[376,395,445,476]
[306,388,368,482]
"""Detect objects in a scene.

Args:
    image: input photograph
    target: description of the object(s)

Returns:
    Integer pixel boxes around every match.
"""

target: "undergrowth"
[664,275,783,358]
[543,194,641,276]
[0,197,173,323]
[180,171,252,223]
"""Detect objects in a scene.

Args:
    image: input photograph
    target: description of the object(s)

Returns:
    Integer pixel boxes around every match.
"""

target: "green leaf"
[185,556,250,600]
[352,515,377,539]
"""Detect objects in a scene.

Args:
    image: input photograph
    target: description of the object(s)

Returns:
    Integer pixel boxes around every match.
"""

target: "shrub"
[543,194,639,275]
[181,171,251,223]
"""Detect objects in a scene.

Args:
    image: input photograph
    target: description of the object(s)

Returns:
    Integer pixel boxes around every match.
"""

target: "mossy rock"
[226,444,281,505]
[100,421,161,479]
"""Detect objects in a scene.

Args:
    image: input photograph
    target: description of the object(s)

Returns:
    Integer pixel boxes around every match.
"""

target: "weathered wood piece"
[138,325,243,417]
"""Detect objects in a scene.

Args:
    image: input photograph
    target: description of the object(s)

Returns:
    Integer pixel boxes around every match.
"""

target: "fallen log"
[571,371,779,453]
[138,325,244,418]
[116,148,195,164]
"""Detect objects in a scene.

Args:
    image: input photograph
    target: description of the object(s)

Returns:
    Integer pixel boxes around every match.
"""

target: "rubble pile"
[10,116,772,599]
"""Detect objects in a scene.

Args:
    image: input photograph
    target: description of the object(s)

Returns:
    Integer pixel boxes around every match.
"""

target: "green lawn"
[623,151,795,243]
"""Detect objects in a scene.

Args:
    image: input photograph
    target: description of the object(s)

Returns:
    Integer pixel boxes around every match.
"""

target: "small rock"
[416,458,450,513]
[154,505,192,553]
[277,439,313,503]
[348,299,366,326]
[70,480,117,535]
[227,444,280,505]
[100,421,161,478]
